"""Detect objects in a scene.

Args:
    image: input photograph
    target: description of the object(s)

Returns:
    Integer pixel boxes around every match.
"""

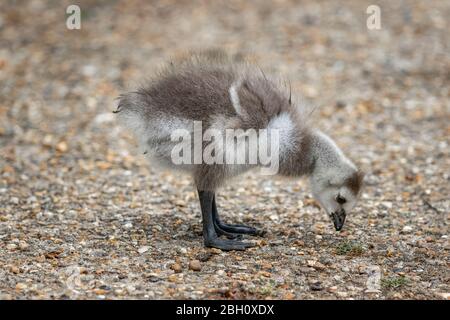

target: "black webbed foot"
[211,195,265,237]
[204,236,256,251]
[214,222,266,236]
[213,221,243,240]
[198,190,263,251]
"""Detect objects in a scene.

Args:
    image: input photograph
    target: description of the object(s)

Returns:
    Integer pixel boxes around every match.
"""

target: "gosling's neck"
[309,129,356,177]
[278,129,352,177]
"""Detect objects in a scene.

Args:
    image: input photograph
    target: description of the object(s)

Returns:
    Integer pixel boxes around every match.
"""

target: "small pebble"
[216,270,226,276]
[402,226,413,233]
[81,64,97,77]
[10,266,20,274]
[123,222,133,229]
[15,283,27,290]
[138,246,149,254]
[170,263,182,273]
[19,241,29,250]
[6,243,17,251]
[189,260,202,271]
[114,289,124,295]
[381,201,392,209]
[56,141,68,152]
[210,248,222,254]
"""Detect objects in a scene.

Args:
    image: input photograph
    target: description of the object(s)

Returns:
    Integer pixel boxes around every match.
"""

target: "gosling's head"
[306,130,364,231]
[310,163,364,231]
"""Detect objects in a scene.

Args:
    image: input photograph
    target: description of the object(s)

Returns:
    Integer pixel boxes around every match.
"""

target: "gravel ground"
[0,0,449,300]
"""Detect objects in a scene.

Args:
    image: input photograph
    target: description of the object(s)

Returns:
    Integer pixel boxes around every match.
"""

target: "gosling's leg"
[198,190,255,251]
[211,195,242,240]
[212,195,265,237]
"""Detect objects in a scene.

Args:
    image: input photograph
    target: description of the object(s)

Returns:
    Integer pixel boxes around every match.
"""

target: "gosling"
[116,52,364,251]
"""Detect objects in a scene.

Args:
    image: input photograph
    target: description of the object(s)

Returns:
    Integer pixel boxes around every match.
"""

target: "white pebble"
[269,214,279,221]
[381,201,392,209]
[138,246,150,254]
[82,65,97,77]
[216,270,226,276]
[402,226,413,233]
[7,243,17,250]
[123,222,133,229]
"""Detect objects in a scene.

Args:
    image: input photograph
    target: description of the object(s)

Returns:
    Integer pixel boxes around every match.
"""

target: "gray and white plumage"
[117,51,363,234]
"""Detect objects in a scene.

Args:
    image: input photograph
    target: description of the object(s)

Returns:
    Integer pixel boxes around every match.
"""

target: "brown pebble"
[209,248,222,254]
[15,283,27,291]
[10,266,20,274]
[19,241,29,250]
[56,141,68,152]
[189,260,202,271]
[170,263,182,273]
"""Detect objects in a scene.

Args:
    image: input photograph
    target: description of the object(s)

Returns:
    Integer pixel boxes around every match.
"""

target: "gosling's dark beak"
[331,209,346,231]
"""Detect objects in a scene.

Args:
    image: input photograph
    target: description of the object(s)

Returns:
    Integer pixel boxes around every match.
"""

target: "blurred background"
[0,0,448,299]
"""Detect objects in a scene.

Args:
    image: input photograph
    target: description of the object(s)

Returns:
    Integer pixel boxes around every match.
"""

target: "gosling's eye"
[336,195,347,204]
